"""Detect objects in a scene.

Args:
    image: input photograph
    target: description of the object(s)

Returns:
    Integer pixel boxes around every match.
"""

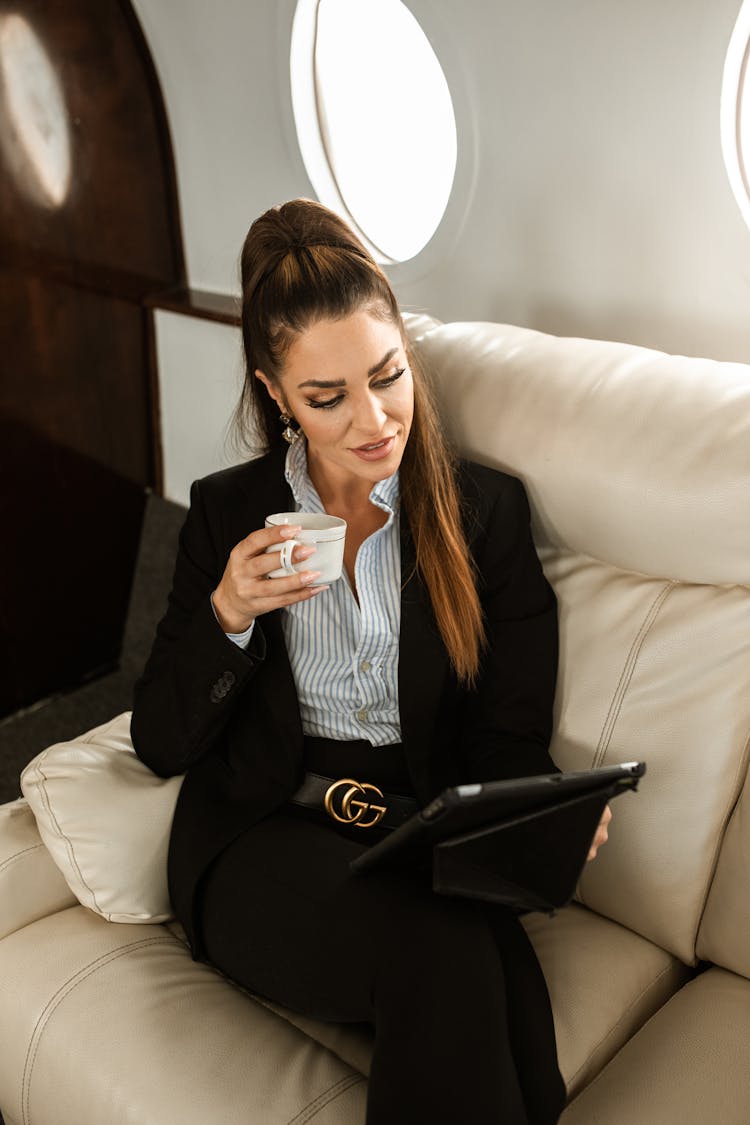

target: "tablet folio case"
[432,787,617,913]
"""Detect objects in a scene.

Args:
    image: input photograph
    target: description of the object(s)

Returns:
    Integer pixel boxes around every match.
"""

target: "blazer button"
[209,671,236,703]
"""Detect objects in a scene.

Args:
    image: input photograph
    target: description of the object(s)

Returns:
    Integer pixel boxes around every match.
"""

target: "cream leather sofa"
[1,320,749,1125]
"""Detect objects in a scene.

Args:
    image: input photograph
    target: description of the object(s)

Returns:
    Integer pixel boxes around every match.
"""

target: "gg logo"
[324,778,387,828]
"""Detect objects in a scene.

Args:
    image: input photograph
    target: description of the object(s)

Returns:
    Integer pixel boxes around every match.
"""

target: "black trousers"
[199,738,566,1125]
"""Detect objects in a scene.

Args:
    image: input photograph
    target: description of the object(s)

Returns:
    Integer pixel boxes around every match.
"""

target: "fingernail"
[296,545,317,559]
[300,571,321,585]
[310,584,330,594]
[280,526,302,539]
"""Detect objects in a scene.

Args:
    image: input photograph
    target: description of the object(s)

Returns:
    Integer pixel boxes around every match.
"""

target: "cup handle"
[278,538,300,575]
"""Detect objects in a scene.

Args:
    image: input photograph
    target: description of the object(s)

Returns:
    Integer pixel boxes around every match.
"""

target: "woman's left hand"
[586,804,612,861]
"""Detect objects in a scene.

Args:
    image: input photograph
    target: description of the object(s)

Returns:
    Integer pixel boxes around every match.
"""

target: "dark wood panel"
[0,0,184,716]
[0,271,153,485]
[0,419,146,718]
[0,0,184,285]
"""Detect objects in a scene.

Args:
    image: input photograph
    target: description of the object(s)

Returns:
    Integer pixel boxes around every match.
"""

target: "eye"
[374,367,406,389]
[305,367,405,410]
[307,394,344,411]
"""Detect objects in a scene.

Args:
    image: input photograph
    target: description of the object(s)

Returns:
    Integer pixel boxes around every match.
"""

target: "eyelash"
[307,368,406,411]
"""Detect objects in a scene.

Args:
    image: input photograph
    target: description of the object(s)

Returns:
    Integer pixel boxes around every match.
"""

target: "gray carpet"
[0,493,185,804]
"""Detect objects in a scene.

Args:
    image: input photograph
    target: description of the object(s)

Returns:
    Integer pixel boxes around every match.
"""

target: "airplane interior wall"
[130,0,750,502]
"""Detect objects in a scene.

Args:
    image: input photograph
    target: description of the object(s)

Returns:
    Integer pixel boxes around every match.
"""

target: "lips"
[355,437,391,451]
[350,435,396,461]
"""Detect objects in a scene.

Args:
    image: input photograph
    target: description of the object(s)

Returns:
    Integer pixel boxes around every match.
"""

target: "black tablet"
[350,761,646,877]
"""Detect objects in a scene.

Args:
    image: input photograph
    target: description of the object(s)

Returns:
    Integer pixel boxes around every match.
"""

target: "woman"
[131,198,609,1124]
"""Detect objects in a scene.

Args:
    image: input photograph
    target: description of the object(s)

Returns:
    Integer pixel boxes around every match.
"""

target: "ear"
[255,369,286,412]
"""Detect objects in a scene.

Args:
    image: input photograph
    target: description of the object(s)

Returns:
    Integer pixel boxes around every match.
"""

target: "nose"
[351,390,387,439]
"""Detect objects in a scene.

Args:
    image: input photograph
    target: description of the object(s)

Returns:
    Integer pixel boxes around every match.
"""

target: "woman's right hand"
[211,524,326,634]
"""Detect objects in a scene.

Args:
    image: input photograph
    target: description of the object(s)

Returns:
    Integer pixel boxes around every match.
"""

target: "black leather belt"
[290,771,418,831]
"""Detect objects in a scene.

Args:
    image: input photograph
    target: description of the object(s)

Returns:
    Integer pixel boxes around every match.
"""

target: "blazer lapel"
[255,609,302,747]
[236,451,305,781]
[398,520,450,801]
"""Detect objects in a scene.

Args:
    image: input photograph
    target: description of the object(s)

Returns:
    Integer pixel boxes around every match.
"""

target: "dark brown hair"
[235,199,485,684]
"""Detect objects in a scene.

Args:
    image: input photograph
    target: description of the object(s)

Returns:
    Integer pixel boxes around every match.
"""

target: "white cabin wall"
[401,0,750,364]
[131,0,750,502]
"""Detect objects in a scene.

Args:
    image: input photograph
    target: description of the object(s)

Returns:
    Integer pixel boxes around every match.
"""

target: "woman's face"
[256,309,414,494]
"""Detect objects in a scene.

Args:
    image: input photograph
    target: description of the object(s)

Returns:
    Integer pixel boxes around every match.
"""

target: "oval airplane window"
[291,0,457,263]
[721,0,750,230]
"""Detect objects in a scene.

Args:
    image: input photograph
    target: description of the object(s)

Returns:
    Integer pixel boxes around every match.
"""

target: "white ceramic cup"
[264,512,347,585]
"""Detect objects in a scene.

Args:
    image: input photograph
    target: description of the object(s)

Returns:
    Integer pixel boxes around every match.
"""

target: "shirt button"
[360,661,371,673]
[355,708,369,722]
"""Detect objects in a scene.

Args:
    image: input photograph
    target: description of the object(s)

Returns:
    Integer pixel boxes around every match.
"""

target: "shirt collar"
[284,437,400,517]
[285,435,323,513]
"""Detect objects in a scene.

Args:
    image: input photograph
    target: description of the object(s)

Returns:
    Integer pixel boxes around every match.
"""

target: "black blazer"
[131,446,558,958]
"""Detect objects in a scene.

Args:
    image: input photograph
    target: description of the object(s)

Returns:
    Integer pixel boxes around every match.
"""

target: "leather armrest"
[0,799,77,940]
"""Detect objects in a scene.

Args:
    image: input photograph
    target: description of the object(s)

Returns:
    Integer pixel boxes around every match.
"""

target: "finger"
[587,821,610,862]
[234,523,303,558]
[216,568,328,626]
[224,544,325,610]
[224,545,316,592]
[246,570,325,605]
[252,543,317,578]
[253,583,331,611]
[258,567,323,594]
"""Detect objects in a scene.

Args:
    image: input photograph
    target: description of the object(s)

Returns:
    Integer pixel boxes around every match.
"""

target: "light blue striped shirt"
[218,439,402,745]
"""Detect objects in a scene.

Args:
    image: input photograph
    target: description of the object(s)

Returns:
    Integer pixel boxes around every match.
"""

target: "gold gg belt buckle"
[324,777,387,828]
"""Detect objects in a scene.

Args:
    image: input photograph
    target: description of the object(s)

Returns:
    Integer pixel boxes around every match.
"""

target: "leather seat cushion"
[697,755,750,978]
[0,908,366,1125]
[0,902,690,1121]
[560,967,750,1124]
[0,799,75,942]
[522,905,689,1096]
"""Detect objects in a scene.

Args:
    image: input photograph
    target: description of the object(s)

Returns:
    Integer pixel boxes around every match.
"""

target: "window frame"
[287,0,474,273]
[721,0,750,232]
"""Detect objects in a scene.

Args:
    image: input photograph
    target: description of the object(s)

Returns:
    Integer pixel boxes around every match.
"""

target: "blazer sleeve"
[460,472,560,783]
[130,478,267,778]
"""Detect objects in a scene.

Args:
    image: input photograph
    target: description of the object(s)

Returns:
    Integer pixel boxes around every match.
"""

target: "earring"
[279,411,300,446]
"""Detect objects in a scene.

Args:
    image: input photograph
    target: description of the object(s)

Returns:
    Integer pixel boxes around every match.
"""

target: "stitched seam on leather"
[286,1073,366,1124]
[566,960,681,1091]
[21,936,175,1125]
[594,582,677,768]
[33,758,105,917]
[0,843,44,873]
[694,722,750,963]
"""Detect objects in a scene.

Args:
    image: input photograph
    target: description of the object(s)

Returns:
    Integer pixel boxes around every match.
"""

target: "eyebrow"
[297,347,400,389]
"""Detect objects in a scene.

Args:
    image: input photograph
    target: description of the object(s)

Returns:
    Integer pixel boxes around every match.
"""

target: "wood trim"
[145,286,241,327]
[0,242,170,304]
